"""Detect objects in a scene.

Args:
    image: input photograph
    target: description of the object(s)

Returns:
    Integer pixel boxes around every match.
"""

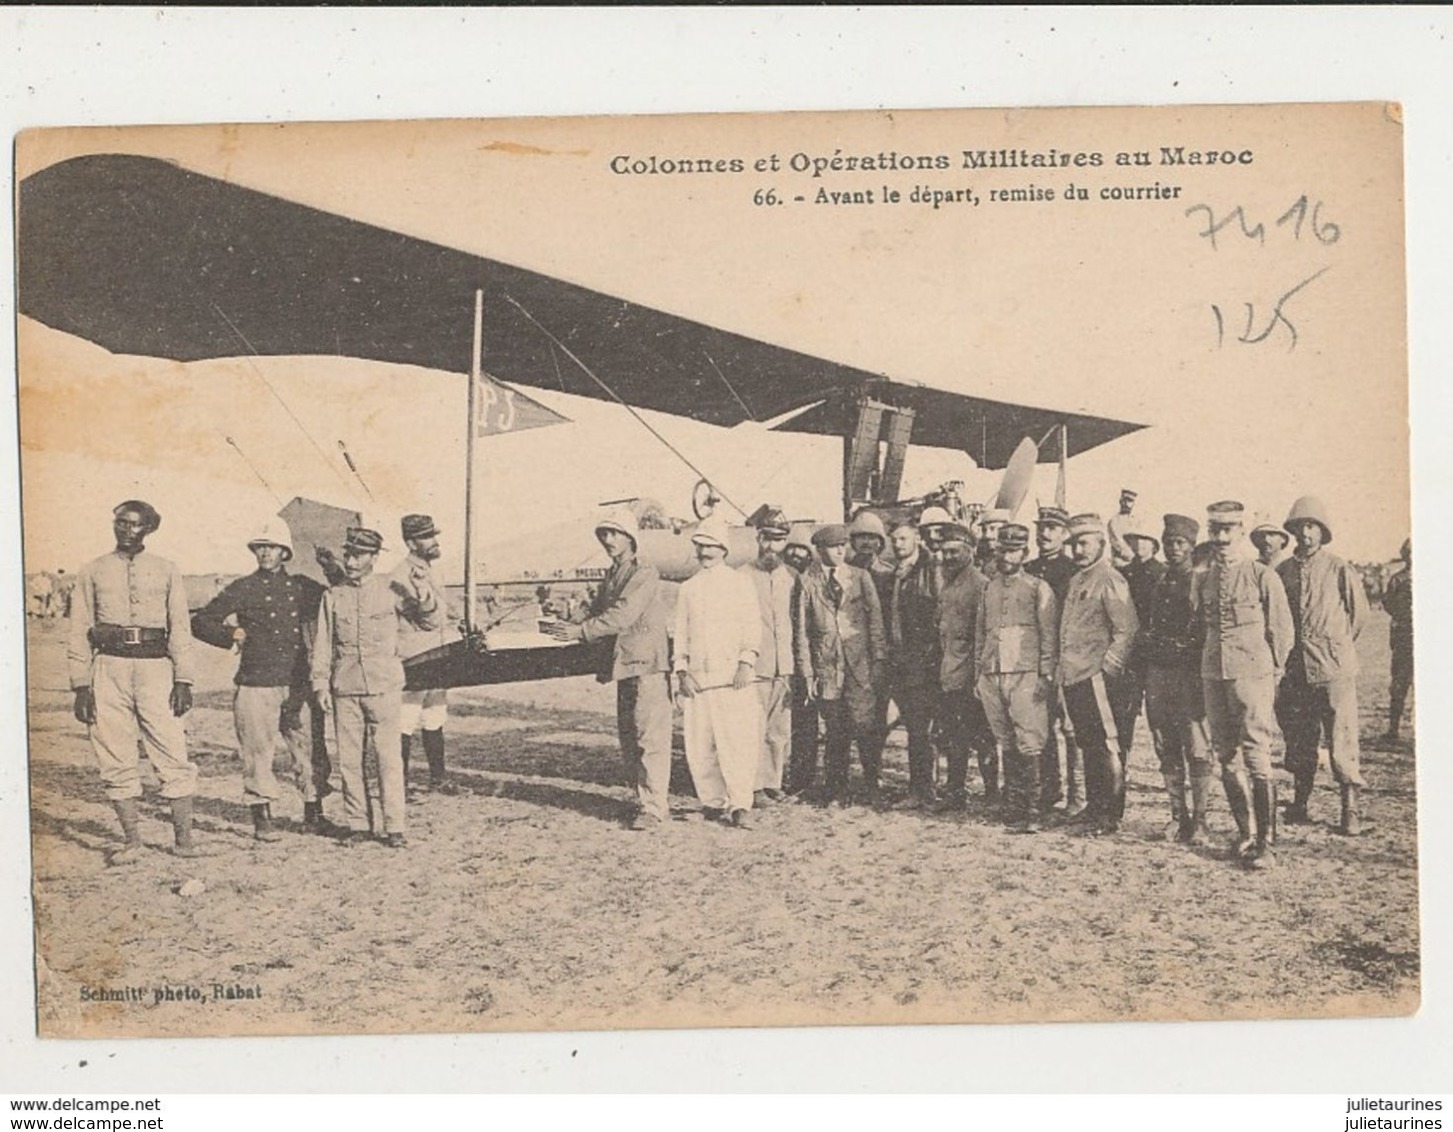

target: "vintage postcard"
[16,103,1414,1039]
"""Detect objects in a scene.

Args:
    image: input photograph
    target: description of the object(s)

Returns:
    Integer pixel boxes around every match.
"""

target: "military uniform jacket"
[312,572,438,697]
[1122,558,1165,631]
[795,563,886,699]
[974,570,1058,680]
[885,550,942,688]
[191,568,324,687]
[1058,557,1139,686]
[738,559,796,679]
[1142,562,1201,672]
[390,555,456,661]
[579,557,671,682]
[68,549,196,689]
[1277,550,1367,684]
[1122,557,1166,670]
[1026,551,1077,605]
[938,563,987,692]
[1191,556,1293,681]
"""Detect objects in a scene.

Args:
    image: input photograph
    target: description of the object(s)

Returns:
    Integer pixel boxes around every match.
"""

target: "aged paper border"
[3,6,1451,1094]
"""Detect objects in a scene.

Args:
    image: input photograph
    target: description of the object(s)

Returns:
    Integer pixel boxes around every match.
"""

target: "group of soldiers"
[542,490,1407,872]
[65,488,1412,871]
[68,502,451,860]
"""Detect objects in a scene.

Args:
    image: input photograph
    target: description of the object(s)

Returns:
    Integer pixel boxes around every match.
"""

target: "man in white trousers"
[738,507,796,808]
[674,517,764,829]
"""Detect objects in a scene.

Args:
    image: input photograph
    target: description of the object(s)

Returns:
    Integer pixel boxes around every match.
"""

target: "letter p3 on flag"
[476,374,570,436]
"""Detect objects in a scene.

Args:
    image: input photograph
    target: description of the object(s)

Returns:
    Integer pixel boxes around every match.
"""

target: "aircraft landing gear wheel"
[691,478,720,521]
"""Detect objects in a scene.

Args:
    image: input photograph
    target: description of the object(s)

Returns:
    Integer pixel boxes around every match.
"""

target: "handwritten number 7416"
[1211,266,1331,351]
[1186,195,1341,251]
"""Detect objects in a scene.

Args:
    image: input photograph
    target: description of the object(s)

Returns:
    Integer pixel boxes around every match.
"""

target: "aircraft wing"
[18,154,1144,465]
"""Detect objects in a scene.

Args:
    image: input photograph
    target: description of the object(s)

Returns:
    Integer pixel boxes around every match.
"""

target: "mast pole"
[464,289,482,635]
[1056,423,1068,511]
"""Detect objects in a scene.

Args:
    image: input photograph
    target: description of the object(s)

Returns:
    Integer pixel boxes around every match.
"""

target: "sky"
[17,104,1410,575]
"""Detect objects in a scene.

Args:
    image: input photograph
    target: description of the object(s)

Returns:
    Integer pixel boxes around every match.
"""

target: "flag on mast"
[476,373,570,436]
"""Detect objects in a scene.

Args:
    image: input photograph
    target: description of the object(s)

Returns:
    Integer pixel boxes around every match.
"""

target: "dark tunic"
[192,568,324,687]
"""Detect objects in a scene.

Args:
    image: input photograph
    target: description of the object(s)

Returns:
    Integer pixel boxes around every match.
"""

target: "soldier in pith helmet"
[1275,496,1368,835]
[192,520,329,841]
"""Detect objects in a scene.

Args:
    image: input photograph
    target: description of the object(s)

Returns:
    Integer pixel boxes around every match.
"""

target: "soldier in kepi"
[191,521,329,842]
[69,501,200,863]
[311,525,438,849]
[1383,538,1413,741]
[1276,496,1368,835]
[1027,505,1083,817]
[1141,514,1215,844]
[738,508,796,808]
[974,522,1058,833]
[1192,501,1294,869]
[1058,513,1139,835]
[392,514,460,797]
[545,508,673,831]
[934,522,997,810]
[1107,488,1139,568]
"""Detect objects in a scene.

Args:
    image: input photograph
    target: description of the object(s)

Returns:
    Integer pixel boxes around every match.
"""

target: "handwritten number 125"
[1211,266,1331,351]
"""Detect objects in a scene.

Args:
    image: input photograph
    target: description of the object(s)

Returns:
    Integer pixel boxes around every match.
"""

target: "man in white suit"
[674,518,763,829]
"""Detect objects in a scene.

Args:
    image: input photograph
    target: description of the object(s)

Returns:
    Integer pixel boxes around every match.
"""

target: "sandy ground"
[25,614,1418,1038]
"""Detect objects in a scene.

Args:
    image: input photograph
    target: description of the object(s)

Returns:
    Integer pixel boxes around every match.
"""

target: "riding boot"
[1387,690,1407,740]
[170,795,199,858]
[303,800,323,829]
[1163,772,1189,841]
[1065,738,1086,815]
[1339,783,1362,837]
[1222,769,1254,857]
[979,746,1000,805]
[1108,747,1127,824]
[111,799,144,863]
[250,802,282,843]
[1247,779,1277,869]
[1284,770,1314,824]
[1187,772,1214,846]
[423,728,456,793]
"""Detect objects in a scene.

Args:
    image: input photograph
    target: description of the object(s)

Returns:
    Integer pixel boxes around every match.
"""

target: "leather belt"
[91,624,170,659]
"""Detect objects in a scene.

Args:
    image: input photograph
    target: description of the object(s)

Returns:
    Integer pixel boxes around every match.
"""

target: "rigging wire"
[224,436,285,508]
[337,440,376,503]
[703,351,756,422]
[209,303,360,503]
[549,342,566,393]
[503,294,747,519]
